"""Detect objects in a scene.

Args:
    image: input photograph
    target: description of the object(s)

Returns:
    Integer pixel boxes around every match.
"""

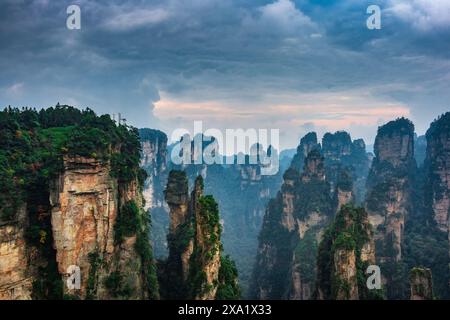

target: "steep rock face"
[166,137,282,296]
[0,205,32,300]
[251,148,333,300]
[365,118,416,299]
[316,205,378,300]
[140,129,168,211]
[290,132,319,172]
[334,170,355,214]
[322,132,370,204]
[410,268,433,300]
[424,113,450,233]
[365,118,416,263]
[139,129,169,259]
[161,171,239,300]
[50,156,150,299]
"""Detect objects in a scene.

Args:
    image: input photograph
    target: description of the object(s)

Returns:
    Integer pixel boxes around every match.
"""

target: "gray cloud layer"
[1,0,449,149]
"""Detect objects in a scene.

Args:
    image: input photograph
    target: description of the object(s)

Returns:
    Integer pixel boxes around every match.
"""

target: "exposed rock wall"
[316,205,377,300]
[424,113,450,234]
[162,171,237,300]
[139,129,169,259]
[0,205,32,300]
[251,146,333,300]
[50,156,148,299]
[410,267,433,300]
[365,118,416,263]
[322,132,370,204]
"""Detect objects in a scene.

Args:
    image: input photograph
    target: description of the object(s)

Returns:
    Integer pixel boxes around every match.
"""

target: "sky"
[1,0,449,151]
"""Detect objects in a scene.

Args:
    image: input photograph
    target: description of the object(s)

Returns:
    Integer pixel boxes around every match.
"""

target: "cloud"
[0,0,449,150]
[102,7,170,31]
[387,0,450,31]
[259,0,315,32]
[4,82,24,97]
[153,89,411,149]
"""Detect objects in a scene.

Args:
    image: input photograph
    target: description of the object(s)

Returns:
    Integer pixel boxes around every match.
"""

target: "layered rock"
[410,267,433,300]
[161,171,239,300]
[315,205,378,300]
[50,156,152,299]
[365,118,416,263]
[0,205,32,300]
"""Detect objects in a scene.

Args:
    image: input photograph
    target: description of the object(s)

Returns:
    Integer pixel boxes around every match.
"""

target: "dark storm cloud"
[0,0,449,147]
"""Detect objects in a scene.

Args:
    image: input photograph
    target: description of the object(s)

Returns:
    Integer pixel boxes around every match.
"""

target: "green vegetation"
[114,200,141,244]
[162,171,239,300]
[86,251,101,300]
[216,255,241,299]
[0,105,159,299]
[316,204,384,300]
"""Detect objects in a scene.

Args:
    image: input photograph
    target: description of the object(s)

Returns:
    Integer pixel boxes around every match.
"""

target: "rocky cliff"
[424,113,450,234]
[0,205,33,299]
[322,132,370,204]
[0,106,159,300]
[365,118,416,298]
[50,156,153,299]
[410,267,433,300]
[290,132,320,172]
[315,205,379,300]
[139,129,169,259]
[164,136,282,296]
[251,147,333,299]
[160,171,240,300]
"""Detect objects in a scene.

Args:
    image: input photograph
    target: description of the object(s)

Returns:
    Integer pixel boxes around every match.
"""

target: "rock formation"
[251,147,333,300]
[160,171,240,300]
[0,205,33,299]
[315,204,379,300]
[0,106,159,300]
[139,129,169,259]
[322,132,370,204]
[365,118,416,298]
[50,156,153,299]
[290,132,320,172]
[410,267,433,300]
[162,136,282,296]
[424,113,450,234]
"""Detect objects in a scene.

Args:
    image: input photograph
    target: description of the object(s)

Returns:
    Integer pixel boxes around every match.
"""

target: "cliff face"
[139,129,169,259]
[251,146,333,300]
[140,129,168,211]
[410,267,433,300]
[366,118,416,263]
[50,156,149,299]
[161,171,239,300]
[322,132,370,204]
[365,118,416,299]
[424,113,450,234]
[0,106,159,300]
[165,137,282,296]
[0,205,32,299]
[316,205,378,300]
[290,132,319,172]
